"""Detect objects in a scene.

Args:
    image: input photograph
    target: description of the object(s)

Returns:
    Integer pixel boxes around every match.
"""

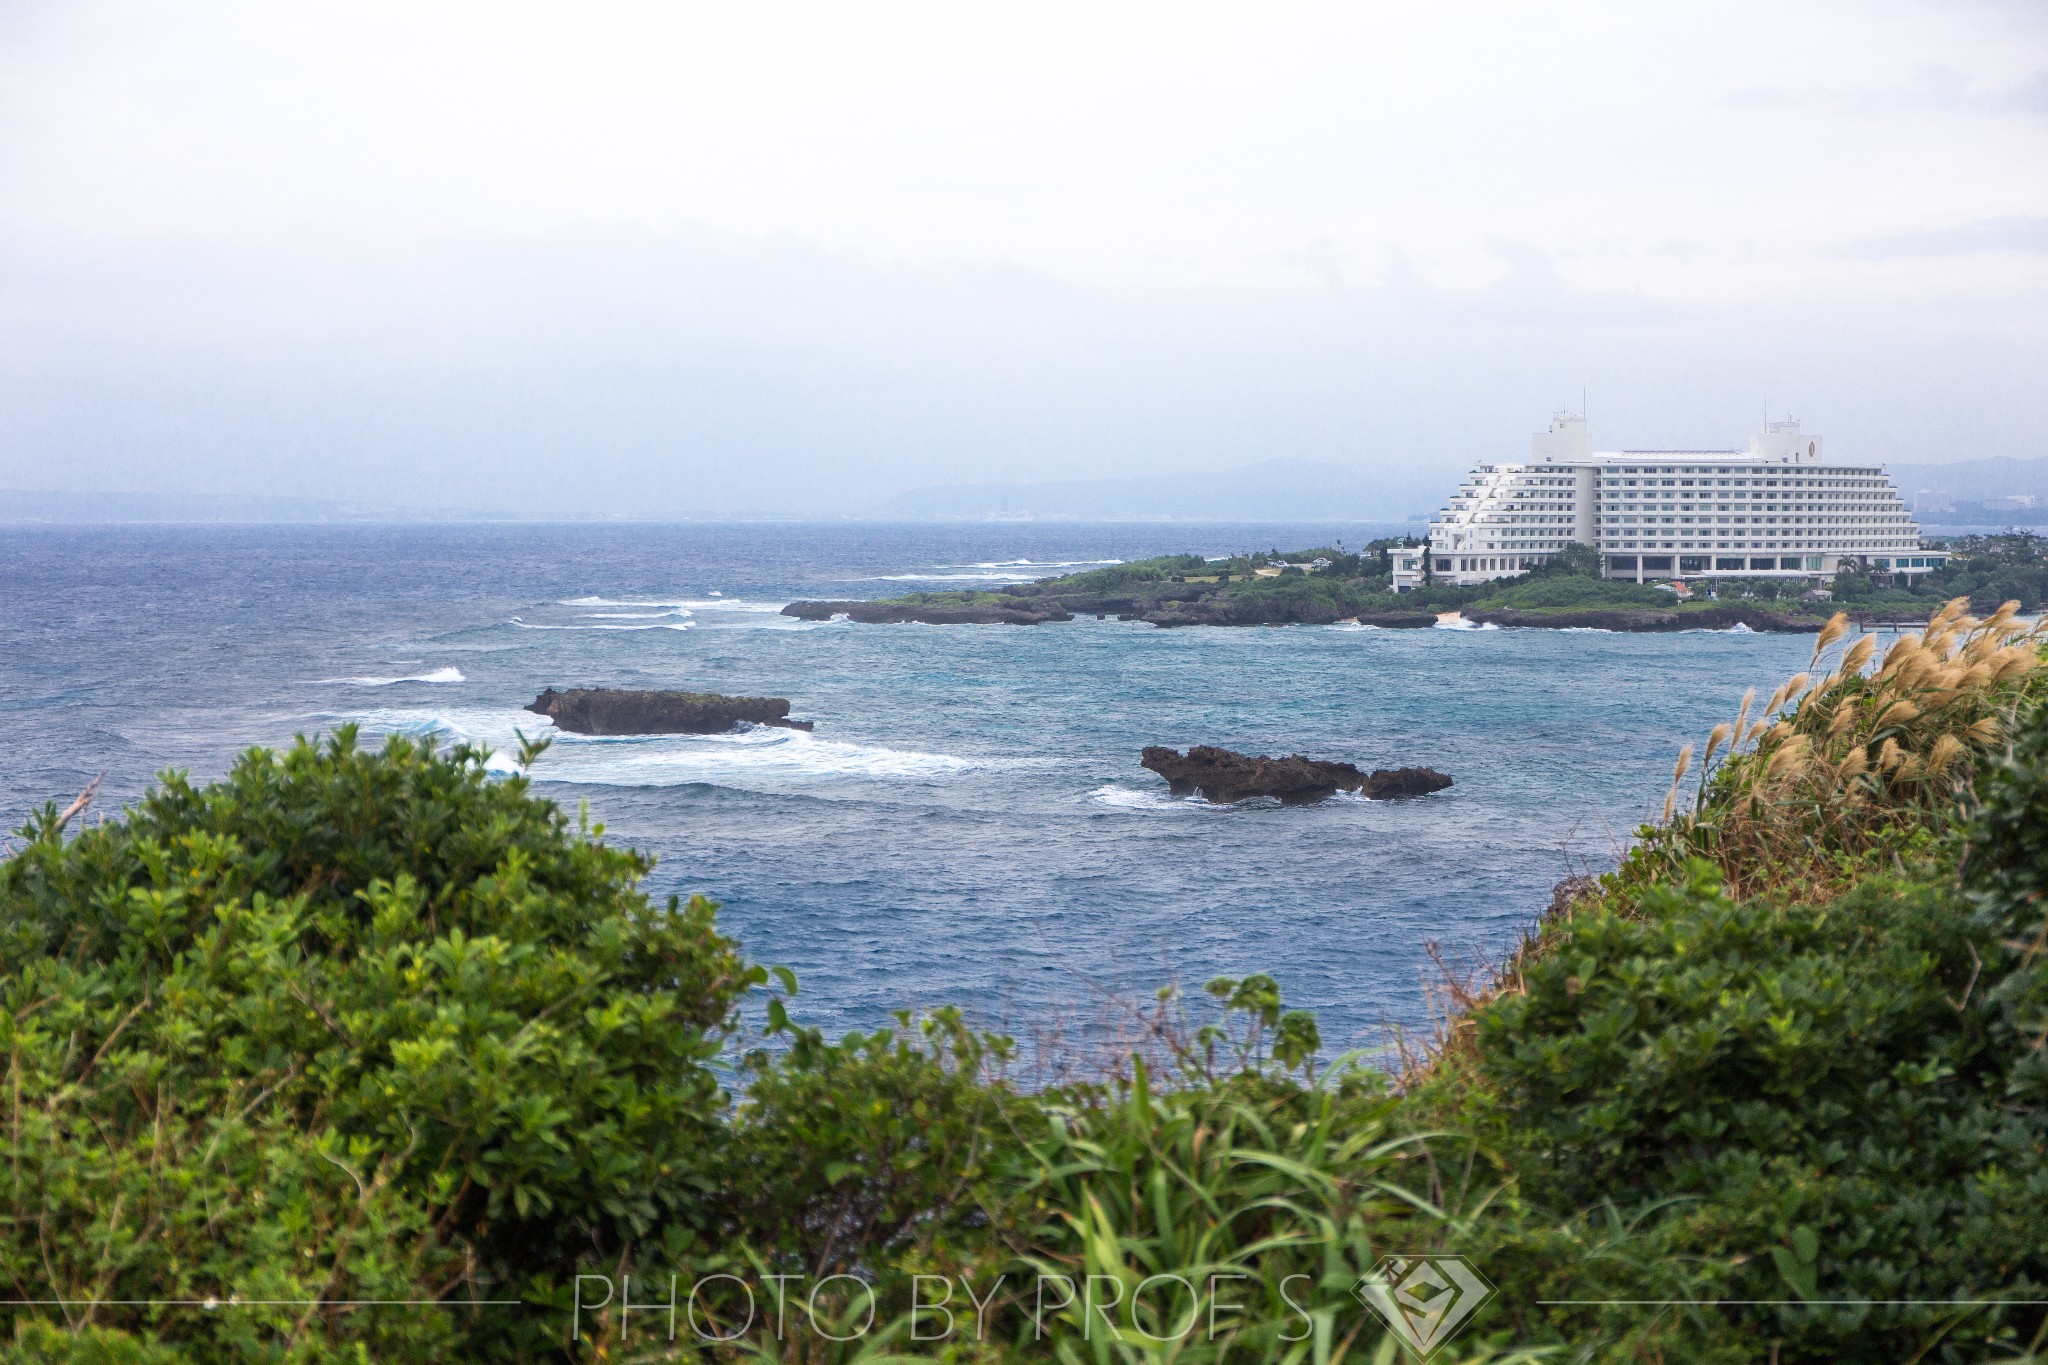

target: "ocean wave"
[1433,616,1501,631]
[953,558,1122,569]
[510,617,694,632]
[307,706,974,787]
[532,726,979,786]
[558,595,784,613]
[859,572,1037,583]
[559,596,690,607]
[1086,783,1242,812]
[322,666,467,686]
[579,608,693,621]
[1325,622,1383,632]
[306,705,531,752]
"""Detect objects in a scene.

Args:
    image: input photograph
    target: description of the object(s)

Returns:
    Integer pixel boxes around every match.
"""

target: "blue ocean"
[2,521,1821,1055]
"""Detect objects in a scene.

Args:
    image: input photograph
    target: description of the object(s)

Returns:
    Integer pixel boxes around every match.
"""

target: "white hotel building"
[1390,414,1944,591]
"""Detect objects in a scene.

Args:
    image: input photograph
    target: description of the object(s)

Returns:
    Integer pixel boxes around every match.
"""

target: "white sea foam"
[532,725,978,786]
[557,594,785,613]
[1088,783,1184,811]
[1086,783,1241,811]
[674,598,788,613]
[1325,621,1384,632]
[324,666,467,686]
[306,708,975,787]
[1724,622,1756,634]
[308,705,538,755]
[1434,615,1498,631]
[955,558,1121,569]
[579,608,693,621]
[510,617,694,632]
[559,596,690,607]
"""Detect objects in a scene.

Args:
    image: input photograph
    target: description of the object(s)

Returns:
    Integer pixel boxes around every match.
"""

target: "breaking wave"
[532,725,980,787]
[1086,783,1249,812]
[323,667,467,686]
[510,617,694,632]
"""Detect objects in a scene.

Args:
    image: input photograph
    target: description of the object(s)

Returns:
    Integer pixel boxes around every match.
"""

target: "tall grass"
[1632,597,2046,899]
[1412,598,2045,1083]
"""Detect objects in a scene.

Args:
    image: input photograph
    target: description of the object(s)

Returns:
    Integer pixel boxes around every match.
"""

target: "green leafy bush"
[1420,656,2048,1362]
[1472,576,1670,610]
[0,729,758,1363]
[1449,862,2048,1362]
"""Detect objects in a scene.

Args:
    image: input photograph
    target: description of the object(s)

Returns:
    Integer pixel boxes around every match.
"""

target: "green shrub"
[1472,576,1668,610]
[1423,692,2048,1363]
[0,730,759,1363]
[1454,863,2048,1362]
[691,980,1493,1363]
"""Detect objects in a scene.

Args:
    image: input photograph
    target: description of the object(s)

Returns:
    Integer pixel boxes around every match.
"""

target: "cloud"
[2,225,2044,517]
[1724,65,2047,116]
[1842,216,2048,259]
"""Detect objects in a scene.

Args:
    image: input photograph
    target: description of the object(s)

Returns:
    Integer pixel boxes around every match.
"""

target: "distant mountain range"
[1890,457,2048,526]
[1892,457,2048,505]
[870,458,1450,522]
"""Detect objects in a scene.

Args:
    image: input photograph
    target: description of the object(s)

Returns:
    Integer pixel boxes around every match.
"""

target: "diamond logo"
[1354,1256,1495,1360]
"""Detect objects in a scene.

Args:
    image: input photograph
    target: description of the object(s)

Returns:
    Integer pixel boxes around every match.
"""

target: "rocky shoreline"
[783,593,1837,632]
[1462,605,1827,633]
[774,552,1907,633]
[526,688,813,735]
[781,595,1439,628]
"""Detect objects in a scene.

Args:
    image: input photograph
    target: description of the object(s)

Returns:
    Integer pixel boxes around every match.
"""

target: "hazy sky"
[2,0,2043,514]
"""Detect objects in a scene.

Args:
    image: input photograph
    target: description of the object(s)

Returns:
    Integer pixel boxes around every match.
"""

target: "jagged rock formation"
[1139,746,1453,805]
[525,688,813,736]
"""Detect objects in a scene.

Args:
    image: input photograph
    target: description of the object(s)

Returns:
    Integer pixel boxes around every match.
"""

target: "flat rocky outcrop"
[1350,611,1441,629]
[783,596,1439,629]
[1465,605,1824,632]
[782,599,1072,625]
[1139,745,1453,805]
[525,688,813,735]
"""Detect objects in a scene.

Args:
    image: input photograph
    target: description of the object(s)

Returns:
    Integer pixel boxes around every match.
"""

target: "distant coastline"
[785,536,2047,632]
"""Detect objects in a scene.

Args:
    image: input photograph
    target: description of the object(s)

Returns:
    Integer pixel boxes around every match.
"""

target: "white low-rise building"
[1390,414,1945,591]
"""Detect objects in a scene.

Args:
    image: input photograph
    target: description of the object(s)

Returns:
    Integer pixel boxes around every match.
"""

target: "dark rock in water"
[1141,746,1358,803]
[526,688,813,736]
[1139,745,1452,805]
[781,599,1071,625]
[1360,766,1455,799]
